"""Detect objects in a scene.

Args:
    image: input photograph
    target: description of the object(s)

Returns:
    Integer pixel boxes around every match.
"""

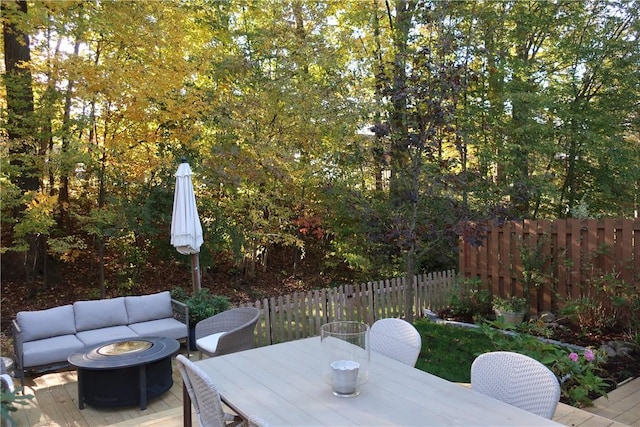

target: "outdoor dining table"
[187,336,563,426]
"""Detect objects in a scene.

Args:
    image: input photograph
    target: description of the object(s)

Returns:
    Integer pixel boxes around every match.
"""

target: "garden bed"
[428,309,640,406]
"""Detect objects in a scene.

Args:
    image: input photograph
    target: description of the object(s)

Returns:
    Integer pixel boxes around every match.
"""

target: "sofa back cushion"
[74,297,128,331]
[125,291,173,324]
[16,305,76,342]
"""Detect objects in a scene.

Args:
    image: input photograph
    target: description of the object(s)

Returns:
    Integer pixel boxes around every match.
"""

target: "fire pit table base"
[78,357,172,408]
[69,337,180,410]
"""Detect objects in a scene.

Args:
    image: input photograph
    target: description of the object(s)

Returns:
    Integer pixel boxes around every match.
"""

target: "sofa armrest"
[171,299,189,327]
[12,319,21,337]
[12,319,24,378]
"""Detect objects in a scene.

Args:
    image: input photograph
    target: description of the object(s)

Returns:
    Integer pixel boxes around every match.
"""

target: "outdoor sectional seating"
[12,291,189,382]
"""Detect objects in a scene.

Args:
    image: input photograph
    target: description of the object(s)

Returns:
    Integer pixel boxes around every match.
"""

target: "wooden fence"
[459,218,640,314]
[241,270,456,347]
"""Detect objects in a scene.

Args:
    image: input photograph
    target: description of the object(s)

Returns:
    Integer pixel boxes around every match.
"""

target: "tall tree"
[548,0,640,217]
[2,0,638,298]
[2,0,37,193]
[364,0,469,321]
[2,0,43,283]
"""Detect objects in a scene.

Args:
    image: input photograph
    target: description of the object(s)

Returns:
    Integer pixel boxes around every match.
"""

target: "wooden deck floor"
[7,346,638,427]
[9,348,197,427]
[582,377,640,427]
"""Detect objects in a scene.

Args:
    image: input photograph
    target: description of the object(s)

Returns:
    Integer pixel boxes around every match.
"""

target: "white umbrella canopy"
[171,160,203,292]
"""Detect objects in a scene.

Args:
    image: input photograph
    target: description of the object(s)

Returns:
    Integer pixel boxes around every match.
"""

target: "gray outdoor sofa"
[12,291,189,383]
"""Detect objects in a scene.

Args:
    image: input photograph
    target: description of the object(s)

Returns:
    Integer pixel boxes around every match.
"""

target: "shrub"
[561,272,639,332]
[492,295,528,313]
[445,277,492,322]
[551,348,610,408]
[170,288,230,328]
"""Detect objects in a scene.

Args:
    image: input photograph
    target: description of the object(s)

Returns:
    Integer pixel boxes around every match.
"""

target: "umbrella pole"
[191,253,201,293]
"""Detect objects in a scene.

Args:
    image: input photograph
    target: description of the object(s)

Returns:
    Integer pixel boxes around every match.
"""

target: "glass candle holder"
[320,321,370,397]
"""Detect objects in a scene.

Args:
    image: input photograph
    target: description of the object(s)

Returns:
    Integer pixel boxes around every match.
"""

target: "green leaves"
[552,349,610,407]
[1,386,34,426]
[2,0,638,290]
[171,288,230,327]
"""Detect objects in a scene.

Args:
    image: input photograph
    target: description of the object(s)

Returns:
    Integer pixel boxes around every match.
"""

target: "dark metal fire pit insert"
[68,337,179,410]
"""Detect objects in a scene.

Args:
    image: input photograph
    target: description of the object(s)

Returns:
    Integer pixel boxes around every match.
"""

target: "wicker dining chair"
[195,307,261,358]
[471,351,561,419]
[176,354,244,427]
[370,318,422,367]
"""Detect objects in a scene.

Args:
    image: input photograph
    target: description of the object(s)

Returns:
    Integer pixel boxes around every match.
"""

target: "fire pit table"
[68,337,179,410]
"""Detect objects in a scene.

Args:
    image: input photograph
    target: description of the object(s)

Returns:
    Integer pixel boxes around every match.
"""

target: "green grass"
[414,319,502,382]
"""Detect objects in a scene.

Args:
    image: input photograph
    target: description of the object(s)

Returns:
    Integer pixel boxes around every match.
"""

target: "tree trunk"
[3,0,43,284]
[404,194,418,323]
[58,38,81,230]
[3,0,38,194]
[98,137,107,299]
[388,0,413,207]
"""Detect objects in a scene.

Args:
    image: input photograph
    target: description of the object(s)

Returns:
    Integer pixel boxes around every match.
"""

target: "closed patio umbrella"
[171,159,203,293]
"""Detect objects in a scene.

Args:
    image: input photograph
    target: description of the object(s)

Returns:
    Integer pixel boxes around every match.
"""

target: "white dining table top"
[194,337,562,426]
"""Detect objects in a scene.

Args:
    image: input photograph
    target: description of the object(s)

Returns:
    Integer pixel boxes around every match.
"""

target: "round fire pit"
[69,337,179,410]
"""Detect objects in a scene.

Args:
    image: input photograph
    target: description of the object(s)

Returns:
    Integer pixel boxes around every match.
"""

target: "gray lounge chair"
[195,307,261,358]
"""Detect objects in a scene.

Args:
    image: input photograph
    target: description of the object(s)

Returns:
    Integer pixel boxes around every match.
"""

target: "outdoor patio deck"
[8,346,638,427]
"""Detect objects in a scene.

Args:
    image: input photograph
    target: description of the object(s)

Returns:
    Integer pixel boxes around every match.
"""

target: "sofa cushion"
[125,291,173,324]
[74,297,128,332]
[128,318,188,340]
[75,326,139,347]
[16,305,76,342]
[22,335,84,368]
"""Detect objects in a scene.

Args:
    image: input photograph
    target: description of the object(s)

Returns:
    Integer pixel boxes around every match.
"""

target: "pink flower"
[584,349,595,362]
[569,352,579,362]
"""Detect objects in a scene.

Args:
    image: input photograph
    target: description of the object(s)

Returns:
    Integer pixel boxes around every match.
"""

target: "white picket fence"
[240,270,457,346]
